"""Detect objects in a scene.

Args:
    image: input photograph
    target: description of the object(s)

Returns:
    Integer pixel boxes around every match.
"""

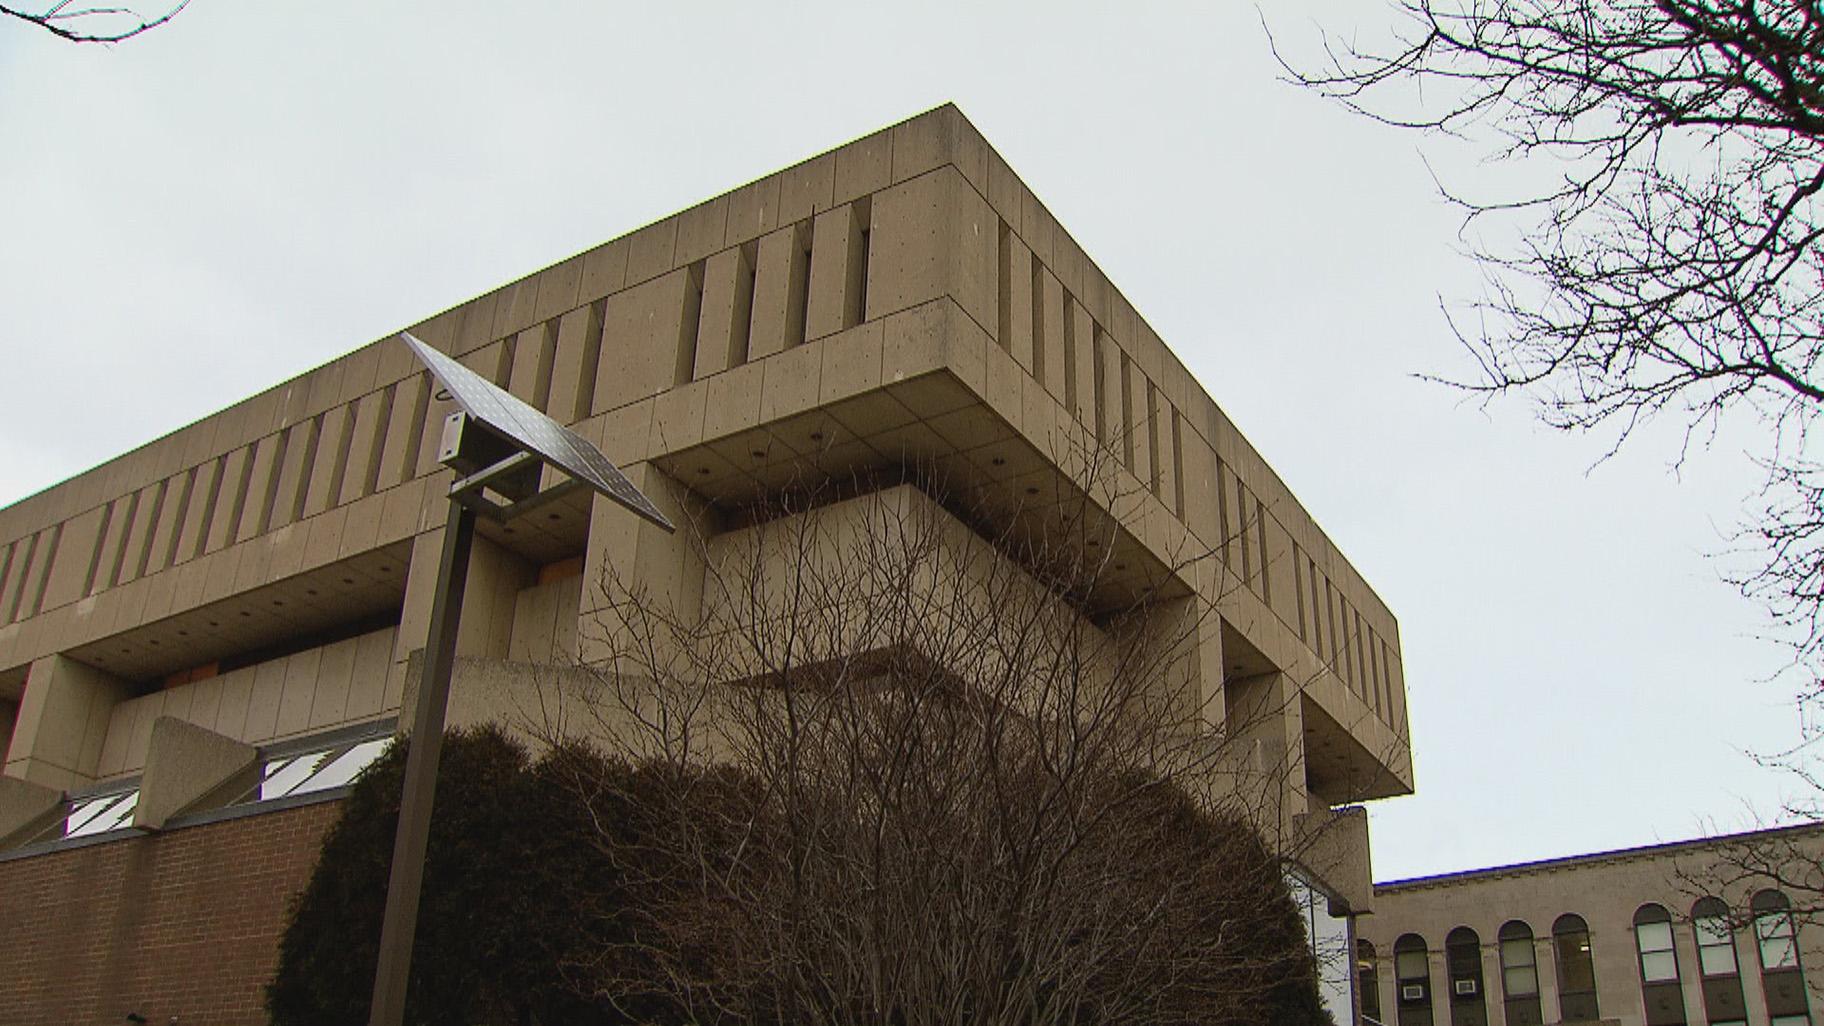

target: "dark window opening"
[1553,913,1600,1022]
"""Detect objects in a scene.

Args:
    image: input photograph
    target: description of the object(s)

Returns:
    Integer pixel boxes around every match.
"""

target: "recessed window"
[12,783,142,849]
[64,788,139,837]
[1635,903,1687,1025]
[1394,932,1434,1026]
[1359,939,1382,1023]
[1635,904,1679,982]
[1751,890,1811,1020]
[1553,913,1600,1022]
[253,736,391,803]
[1499,922,1539,996]
[1754,890,1802,972]
[1282,868,1354,1025]
[1498,920,1543,1026]
[1445,926,1486,1025]
[1694,897,1740,977]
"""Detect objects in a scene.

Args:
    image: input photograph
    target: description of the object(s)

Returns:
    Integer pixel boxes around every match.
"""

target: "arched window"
[1634,904,1686,1025]
[1691,897,1749,1024]
[1446,926,1488,1026]
[1694,897,1740,976]
[1554,913,1600,1022]
[1754,890,1801,971]
[1752,890,1811,1023]
[1395,933,1434,1026]
[1359,939,1383,1024]
[1498,920,1543,1026]
[1635,904,1679,982]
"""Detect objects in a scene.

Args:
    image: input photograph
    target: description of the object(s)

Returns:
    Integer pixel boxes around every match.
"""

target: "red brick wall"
[0,799,342,1026]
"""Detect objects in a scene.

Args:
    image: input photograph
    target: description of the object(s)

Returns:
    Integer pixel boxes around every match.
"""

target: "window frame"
[1553,912,1601,1020]
[1694,896,1741,978]
[163,717,398,831]
[1754,890,1803,973]
[1498,921,1540,999]
[1360,938,1383,1022]
[1634,903,1680,985]
[1395,932,1433,1005]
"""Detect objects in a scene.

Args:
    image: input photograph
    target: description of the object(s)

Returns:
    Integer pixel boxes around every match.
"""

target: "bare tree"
[525,443,1356,1026]
[2,1,186,43]
[1273,2,1824,702]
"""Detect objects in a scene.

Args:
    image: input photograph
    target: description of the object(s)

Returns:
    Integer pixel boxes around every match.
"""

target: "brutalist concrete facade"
[0,105,1412,1022]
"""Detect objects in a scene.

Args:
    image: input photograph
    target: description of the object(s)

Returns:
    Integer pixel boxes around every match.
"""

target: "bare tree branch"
[518,435,1374,1026]
[0,0,186,43]
[1274,0,1824,712]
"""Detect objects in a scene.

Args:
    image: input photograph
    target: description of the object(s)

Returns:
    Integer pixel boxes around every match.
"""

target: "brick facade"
[0,800,340,1026]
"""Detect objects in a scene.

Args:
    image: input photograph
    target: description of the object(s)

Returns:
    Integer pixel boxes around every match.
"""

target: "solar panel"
[399,333,674,532]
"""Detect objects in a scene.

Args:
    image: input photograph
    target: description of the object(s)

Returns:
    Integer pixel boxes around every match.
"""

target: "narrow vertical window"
[676,260,706,386]
[732,247,756,368]
[1635,903,1687,1026]
[996,220,1013,352]
[1118,354,1134,470]
[107,488,143,588]
[1237,480,1253,587]
[1445,926,1487,1026]
[1553,913,1600,1022]
[848,197,870,328]
[25,524,60,618]
[1292,543,1308,643]
[1756,890,1802,970]
[1360,939,1383,1024]
[788,221,812,348]
[80,500,116,598]
[1498,921,1543,1026]
[1753,889,1811,1022]
[1395,933,1434,1026]
[1215,456,1233,568]
[1635,904,1679,982]
[1695,897,1739,976]
[1254,497,1270,603]
[1308,557,1324,654]
[1146,380,1163,498]
[1694,897,1750,1024]
[1170,409,1185,517]
[1030,258,1046,383]
[1090,326,1107,441]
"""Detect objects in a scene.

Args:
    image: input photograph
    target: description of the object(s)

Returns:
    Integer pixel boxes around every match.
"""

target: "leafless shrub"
[538,448,1340,1026]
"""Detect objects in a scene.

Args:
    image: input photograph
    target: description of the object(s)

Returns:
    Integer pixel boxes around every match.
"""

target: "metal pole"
[368,499,475,1026]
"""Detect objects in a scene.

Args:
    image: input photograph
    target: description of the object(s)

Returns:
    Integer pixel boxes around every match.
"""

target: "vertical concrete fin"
[0,775,64,847]
[133,716,258,830]
[7,655,131,791]
[1291,806,1372,915]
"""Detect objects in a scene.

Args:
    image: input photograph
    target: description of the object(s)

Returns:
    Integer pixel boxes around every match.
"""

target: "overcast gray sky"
[0,1,1805,882]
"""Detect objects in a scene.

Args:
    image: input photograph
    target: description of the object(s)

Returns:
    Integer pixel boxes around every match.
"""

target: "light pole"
[367,333,673,1026]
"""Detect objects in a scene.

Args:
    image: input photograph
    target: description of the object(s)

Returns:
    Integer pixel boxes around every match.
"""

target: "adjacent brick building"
[1361,825,1824,1026]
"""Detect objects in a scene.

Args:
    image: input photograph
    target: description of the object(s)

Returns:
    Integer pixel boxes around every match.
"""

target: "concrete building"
[1359,824,1824,1026]
[0,104,1411,1024]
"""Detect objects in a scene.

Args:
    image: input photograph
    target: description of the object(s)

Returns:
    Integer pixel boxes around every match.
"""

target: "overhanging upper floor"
[0,103,1412,805]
